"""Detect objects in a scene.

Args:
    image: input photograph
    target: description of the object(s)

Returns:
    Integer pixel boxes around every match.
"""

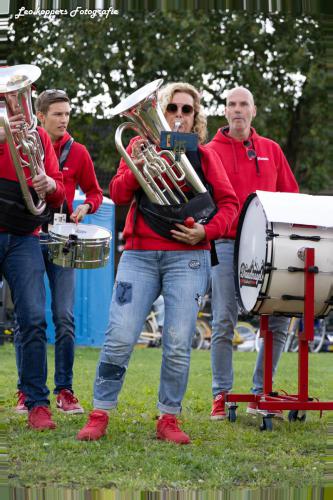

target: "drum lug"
[266,230,279,239]
[264,264,277,272]
[290,234,321,241]
[287,266,305,273]
[62,234,78,255]
[282,294,304,301]
[258,293,270,300]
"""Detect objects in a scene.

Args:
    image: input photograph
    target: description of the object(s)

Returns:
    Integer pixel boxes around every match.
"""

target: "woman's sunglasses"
[166,103,194,115]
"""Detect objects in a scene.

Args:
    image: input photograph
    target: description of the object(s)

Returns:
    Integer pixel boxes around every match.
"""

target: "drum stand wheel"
[288,410,307,423]
[260,416,273,432]
[227,404,238,423]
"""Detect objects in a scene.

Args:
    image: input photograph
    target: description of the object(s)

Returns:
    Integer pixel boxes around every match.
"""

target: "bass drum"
[235,191,333,317]
[48,223,111,269]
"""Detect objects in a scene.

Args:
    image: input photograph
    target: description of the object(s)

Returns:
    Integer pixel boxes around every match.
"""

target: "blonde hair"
[158,82,207,144]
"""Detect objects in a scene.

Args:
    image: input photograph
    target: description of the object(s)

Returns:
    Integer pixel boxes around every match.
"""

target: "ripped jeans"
[93,249,211,414]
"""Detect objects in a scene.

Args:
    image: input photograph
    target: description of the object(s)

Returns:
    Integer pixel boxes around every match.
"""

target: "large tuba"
[111,79,207,205]
[0,64,46,215]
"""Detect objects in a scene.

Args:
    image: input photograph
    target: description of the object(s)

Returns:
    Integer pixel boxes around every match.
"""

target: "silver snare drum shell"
[48,223,111,269]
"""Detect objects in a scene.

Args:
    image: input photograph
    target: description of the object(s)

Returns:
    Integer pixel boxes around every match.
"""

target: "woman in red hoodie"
[77,82,239,444]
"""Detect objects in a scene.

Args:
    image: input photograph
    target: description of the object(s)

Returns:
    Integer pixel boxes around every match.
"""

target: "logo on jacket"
[257,157,269,161]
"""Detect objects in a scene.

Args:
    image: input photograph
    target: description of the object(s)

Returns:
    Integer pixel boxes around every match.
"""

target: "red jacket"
[0,126,65,234]
[206,127,299,239]
[110,137,239,251]
[52,132,103,214]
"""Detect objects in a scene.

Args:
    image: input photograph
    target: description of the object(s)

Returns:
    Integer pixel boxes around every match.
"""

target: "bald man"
[205,86,299,420]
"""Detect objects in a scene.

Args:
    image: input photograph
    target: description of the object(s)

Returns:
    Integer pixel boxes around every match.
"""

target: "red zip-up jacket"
[52,132,103,214]
[110,137,239,251]
[0,126,65,234]
[206,127,299,239]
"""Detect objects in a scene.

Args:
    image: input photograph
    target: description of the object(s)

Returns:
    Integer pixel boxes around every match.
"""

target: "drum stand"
[225,247,333,431]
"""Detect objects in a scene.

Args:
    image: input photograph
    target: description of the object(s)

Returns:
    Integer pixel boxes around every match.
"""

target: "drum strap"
[0,178,51,235]
[133,150,219,266]
[59,138,74,170]
[41,138,74,232]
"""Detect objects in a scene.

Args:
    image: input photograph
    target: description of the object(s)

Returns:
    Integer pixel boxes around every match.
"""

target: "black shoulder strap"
[185,149,206,187]
[59,138,74,170]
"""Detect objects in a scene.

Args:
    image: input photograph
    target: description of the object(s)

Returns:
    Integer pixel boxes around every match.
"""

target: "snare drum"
[235,191,333,317]
[48,223,111,269]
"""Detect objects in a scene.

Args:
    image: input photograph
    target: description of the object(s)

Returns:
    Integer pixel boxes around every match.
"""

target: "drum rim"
[234,192,257,313]
[49,223,111,241]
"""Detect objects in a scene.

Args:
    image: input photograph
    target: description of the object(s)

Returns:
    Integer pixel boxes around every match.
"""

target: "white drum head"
[236,195,267,312]
[50,223,111,241]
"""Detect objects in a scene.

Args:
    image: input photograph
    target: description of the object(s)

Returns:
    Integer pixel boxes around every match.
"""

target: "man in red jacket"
[14,89,103,415]
[206,86,299,420]
[0,85,65,430]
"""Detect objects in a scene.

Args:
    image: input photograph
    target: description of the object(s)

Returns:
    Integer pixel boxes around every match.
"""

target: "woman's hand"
[130,138,147,168]
[170,222,206,246]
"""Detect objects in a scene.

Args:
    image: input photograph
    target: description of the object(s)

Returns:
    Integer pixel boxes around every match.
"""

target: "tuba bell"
[110,79,207,205]
[0,64,46,216]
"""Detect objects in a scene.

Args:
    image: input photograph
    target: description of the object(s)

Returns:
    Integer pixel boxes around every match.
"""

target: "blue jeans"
[211,239,289,397]
[14,239,75,393]
[0,234,49,410]
[93,249,210,414]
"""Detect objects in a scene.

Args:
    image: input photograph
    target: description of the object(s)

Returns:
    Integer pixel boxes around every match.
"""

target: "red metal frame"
[226,247,333,415]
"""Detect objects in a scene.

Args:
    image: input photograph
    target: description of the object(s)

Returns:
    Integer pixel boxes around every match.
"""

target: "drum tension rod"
[288,266,319,273]
[290,234,321,241]
[282,294,304,301]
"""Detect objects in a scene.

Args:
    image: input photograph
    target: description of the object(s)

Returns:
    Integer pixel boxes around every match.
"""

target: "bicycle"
[284,317,327,353]
[138,310,162,347]
[138,308,211,350]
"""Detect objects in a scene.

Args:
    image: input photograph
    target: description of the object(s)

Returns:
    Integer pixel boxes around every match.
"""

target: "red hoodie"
[52,132,103,214]
[109,137,239,251]
[205,127,299,239]
[0,126,65,234]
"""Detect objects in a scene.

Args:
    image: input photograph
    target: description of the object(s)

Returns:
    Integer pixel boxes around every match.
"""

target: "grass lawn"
[1,343,332,490]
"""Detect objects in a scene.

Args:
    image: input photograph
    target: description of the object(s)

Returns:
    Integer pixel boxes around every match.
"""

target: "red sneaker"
[15,391,28,414]
[156,414,190,444]
[28,406,56,430]
[210,393,227,420]
[56,389,84,414]
[76,410,109,441]
[246,401,284,419]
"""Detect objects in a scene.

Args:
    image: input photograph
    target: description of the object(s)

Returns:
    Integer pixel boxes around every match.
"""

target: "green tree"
[8,11,328,192]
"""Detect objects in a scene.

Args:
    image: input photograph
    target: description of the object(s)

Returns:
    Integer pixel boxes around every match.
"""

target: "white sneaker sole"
[15,408,28,414]
[57,407,84,414]
[210,414,227,420]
